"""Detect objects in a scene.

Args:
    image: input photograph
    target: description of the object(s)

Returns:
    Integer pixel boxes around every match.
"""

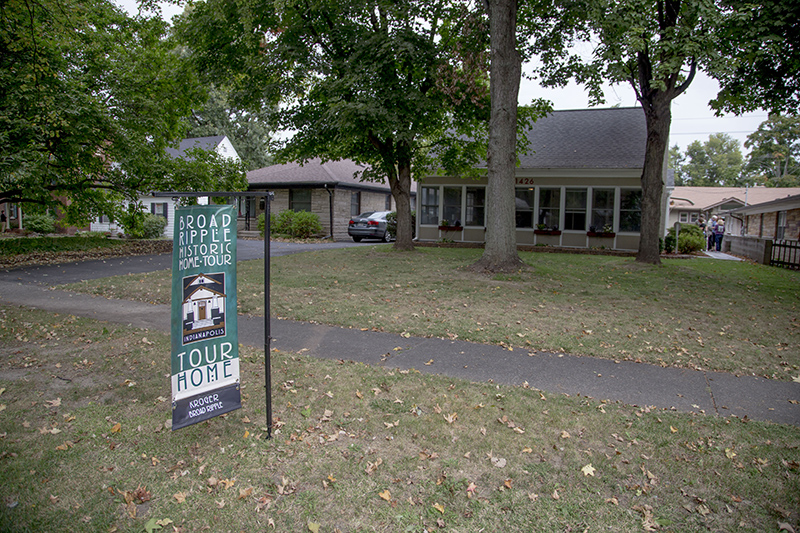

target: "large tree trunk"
[637,92,672,265]
[390,161,414,251]
[470,0,524,273]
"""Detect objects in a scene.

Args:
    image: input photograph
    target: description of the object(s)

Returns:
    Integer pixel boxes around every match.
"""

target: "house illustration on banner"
[182,273,227,344]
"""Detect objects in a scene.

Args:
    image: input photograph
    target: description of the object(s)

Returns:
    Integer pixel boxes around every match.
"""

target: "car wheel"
[352,236,362,242]
[381,231,390,243]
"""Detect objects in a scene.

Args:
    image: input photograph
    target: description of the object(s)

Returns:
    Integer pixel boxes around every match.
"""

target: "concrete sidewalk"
[1,249,798,427]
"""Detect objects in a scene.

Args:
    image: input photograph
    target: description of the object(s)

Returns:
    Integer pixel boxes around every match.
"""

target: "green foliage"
[174,0,501,247]
[289,211,323,239]
[710,0,800,115]
[664,224,705,254]
[22,213,57,235]
[386,210,416,239]
[271,211,296,236]
[0,0,244,226]
[264,210,322,239]
[743,114,800,187]
[672,134,746,187]
[184,86,274,171]
[121,212,167,240]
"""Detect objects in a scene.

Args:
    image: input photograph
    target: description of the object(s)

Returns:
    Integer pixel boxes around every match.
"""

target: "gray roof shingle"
[518,107,646,169]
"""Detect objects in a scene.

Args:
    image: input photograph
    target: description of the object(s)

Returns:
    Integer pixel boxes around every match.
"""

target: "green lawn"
[1,306,798,532]
[65,246,800,381]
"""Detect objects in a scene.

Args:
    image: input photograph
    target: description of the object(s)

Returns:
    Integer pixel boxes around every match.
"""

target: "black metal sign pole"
[153,191,274,438]
[264,192,274,439]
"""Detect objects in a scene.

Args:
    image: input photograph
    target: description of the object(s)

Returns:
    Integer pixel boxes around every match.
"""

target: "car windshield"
[356,212,376,219]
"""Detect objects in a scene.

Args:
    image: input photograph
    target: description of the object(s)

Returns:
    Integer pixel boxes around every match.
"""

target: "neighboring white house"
[91,136,240,238]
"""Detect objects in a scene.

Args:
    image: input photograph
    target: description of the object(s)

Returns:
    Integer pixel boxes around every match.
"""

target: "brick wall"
[249,187,393,241]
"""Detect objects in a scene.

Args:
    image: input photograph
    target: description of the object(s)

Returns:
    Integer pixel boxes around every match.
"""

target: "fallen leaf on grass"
[443,413,457,424]
[173,492,187,503]
[432,503,445,514]
[111,423,121,433]
[378,489,391,501]
[143,517,172,533]
[239,487,253,499]
[46,398,61,408]
[581,464,596,477]
[308,523,320,533]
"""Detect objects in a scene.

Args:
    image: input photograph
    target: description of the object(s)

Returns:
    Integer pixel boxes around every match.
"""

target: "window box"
[587,231,616,238]
[534,229,562,236]
[438,225,463,231]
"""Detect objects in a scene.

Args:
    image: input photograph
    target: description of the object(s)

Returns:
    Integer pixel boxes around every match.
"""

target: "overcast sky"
[118,0,768,155]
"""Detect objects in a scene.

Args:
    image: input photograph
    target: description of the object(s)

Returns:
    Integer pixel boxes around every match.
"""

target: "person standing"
[714,217,725,251]
[707,215,718,251]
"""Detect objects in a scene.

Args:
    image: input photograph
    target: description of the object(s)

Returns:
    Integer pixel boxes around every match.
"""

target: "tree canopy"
[539,0,730,264]
[0,0,246,227]
[710,0,800,115]
[185,86,274,171]
[743,114,800,187]
[672,133,745,187]
[176,0,499,249]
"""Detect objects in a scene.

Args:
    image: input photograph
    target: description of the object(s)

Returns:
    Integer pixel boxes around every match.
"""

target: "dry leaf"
[552,489,559,500]
[46,398,62,408]
[173,492,187,503]
[111,423,122,433]
[444,413,457,424]
[308,523,320,533]
[581,464,596,477]
[432,503,445,514]
[239,487,253,499]
[560,431,570,439]
[378,489,391,501]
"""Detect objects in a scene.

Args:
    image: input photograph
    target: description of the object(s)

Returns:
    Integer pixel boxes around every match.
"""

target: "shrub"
[122,213,167,239]
[386,210,416,239]
[272,210,296,235]
[289,211,322,238]
[141,214,168,239]
[23,213,57,235]
[262,210,322,238]
[664,224,705,254]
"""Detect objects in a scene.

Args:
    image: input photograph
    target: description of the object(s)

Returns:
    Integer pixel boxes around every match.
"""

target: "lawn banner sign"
[170,205,240,429]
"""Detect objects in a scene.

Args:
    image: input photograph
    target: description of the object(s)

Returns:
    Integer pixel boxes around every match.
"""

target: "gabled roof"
[247,158,416,193]
[166,136,233,160]
[730,193,800,215]
[517,107,647,169]
[670,186,800,211]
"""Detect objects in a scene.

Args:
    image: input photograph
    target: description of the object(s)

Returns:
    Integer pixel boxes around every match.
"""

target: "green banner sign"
[170,205,240,429]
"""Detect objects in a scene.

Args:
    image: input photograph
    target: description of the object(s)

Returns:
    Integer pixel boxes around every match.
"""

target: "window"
[151,202,168,219]
[591,188,615,231]
[515,189,534,228]
[420,187,439,225]
[679,212,688,223]
[537,188,560,229]
[690,213,699,223]
[777,210,787,240]
[465,187,485,226]
[385,194,392,211]
[564,189,587,231]
[443,187,462,225]
[351,192,361,217]
[290,189,312,212]
[619,189,642,232]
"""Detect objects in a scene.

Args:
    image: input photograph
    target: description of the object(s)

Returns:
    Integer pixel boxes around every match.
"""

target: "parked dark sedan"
[348,211,392,242]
